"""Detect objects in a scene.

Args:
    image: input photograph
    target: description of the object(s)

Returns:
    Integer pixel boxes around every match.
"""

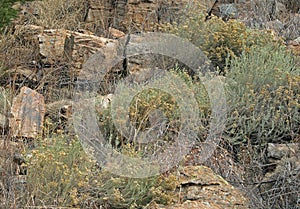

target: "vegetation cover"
[0,0,299,208]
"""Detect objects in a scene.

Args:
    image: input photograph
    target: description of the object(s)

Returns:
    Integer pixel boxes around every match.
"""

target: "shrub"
[0,0,19,31]
[82,164,178,208]
[98,67,210,150]
[225,44,300,146]
[224,40,299,209]
[162,3,284,73]
[21,134,179,208]
[22,135,95,207]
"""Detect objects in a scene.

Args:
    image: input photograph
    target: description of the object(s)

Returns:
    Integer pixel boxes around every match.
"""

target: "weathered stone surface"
[0,88,10,130]
[267,143,299,161]
[86,0,191,32]
[9,86,45,138]
[108,27,126,39]
[265,142,299,178]
[0,114,5,130]
[70,31,115,70]
[260,142,300,207]
[287,36,300,55]
[264,19,284,32]
[34,26,116,70]
[150,166,249,209]
[38,29,68,62]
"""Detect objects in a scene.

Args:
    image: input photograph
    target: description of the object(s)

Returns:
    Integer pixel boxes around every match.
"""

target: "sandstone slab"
[9,86,45,138]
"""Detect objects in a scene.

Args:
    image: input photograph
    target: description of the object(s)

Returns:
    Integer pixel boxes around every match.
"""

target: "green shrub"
[162,3,284,73]
[225,44,300,146]
[0,0,19,31]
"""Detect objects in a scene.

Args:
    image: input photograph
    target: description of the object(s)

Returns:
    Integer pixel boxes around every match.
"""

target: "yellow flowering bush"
[98,67,210,150]
[162,3,284,73]
[21,134,180,208]
[22,135,95,207]
[82,170,178,208]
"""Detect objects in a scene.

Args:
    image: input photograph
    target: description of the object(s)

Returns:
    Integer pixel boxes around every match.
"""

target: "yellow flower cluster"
[23,135,94,207]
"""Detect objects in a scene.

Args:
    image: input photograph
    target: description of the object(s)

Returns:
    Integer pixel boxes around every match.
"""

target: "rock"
[261,142,300,208]
[293,37,300,44]
[266,143,299,173]
[0,88,11,130]
[85,0,190,32]
[70,31,115,71]
[99,93,114,109]
[287,36,300,56]
[108,27,125,39]
[206,1,239,21]
[9,86,45,138]
[150,166,249,209]
[265,19,284,32]
[33,26,116,70]
[38,29,68,63]
[0,113,6,130]
[267,143,299,161]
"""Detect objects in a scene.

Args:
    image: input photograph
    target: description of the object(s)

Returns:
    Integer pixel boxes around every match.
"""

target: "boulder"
[265,142,299,178]
[149,166,249,209]
[35,26,116,70]
[9,86,45,138]
[259,142,300,208]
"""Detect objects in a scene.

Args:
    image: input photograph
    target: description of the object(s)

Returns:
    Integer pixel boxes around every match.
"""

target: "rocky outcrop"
[149,166,249,209]
[86,0,190,32]
[8,24,117,82]
[36,26,116,70]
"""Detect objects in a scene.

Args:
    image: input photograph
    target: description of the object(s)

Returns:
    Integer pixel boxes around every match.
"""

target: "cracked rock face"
[86,0,191,32]
[150,166,249,209]
[9,86,45,138]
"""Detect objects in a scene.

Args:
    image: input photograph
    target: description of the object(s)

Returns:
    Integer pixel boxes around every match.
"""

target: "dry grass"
[23,0,86,31]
